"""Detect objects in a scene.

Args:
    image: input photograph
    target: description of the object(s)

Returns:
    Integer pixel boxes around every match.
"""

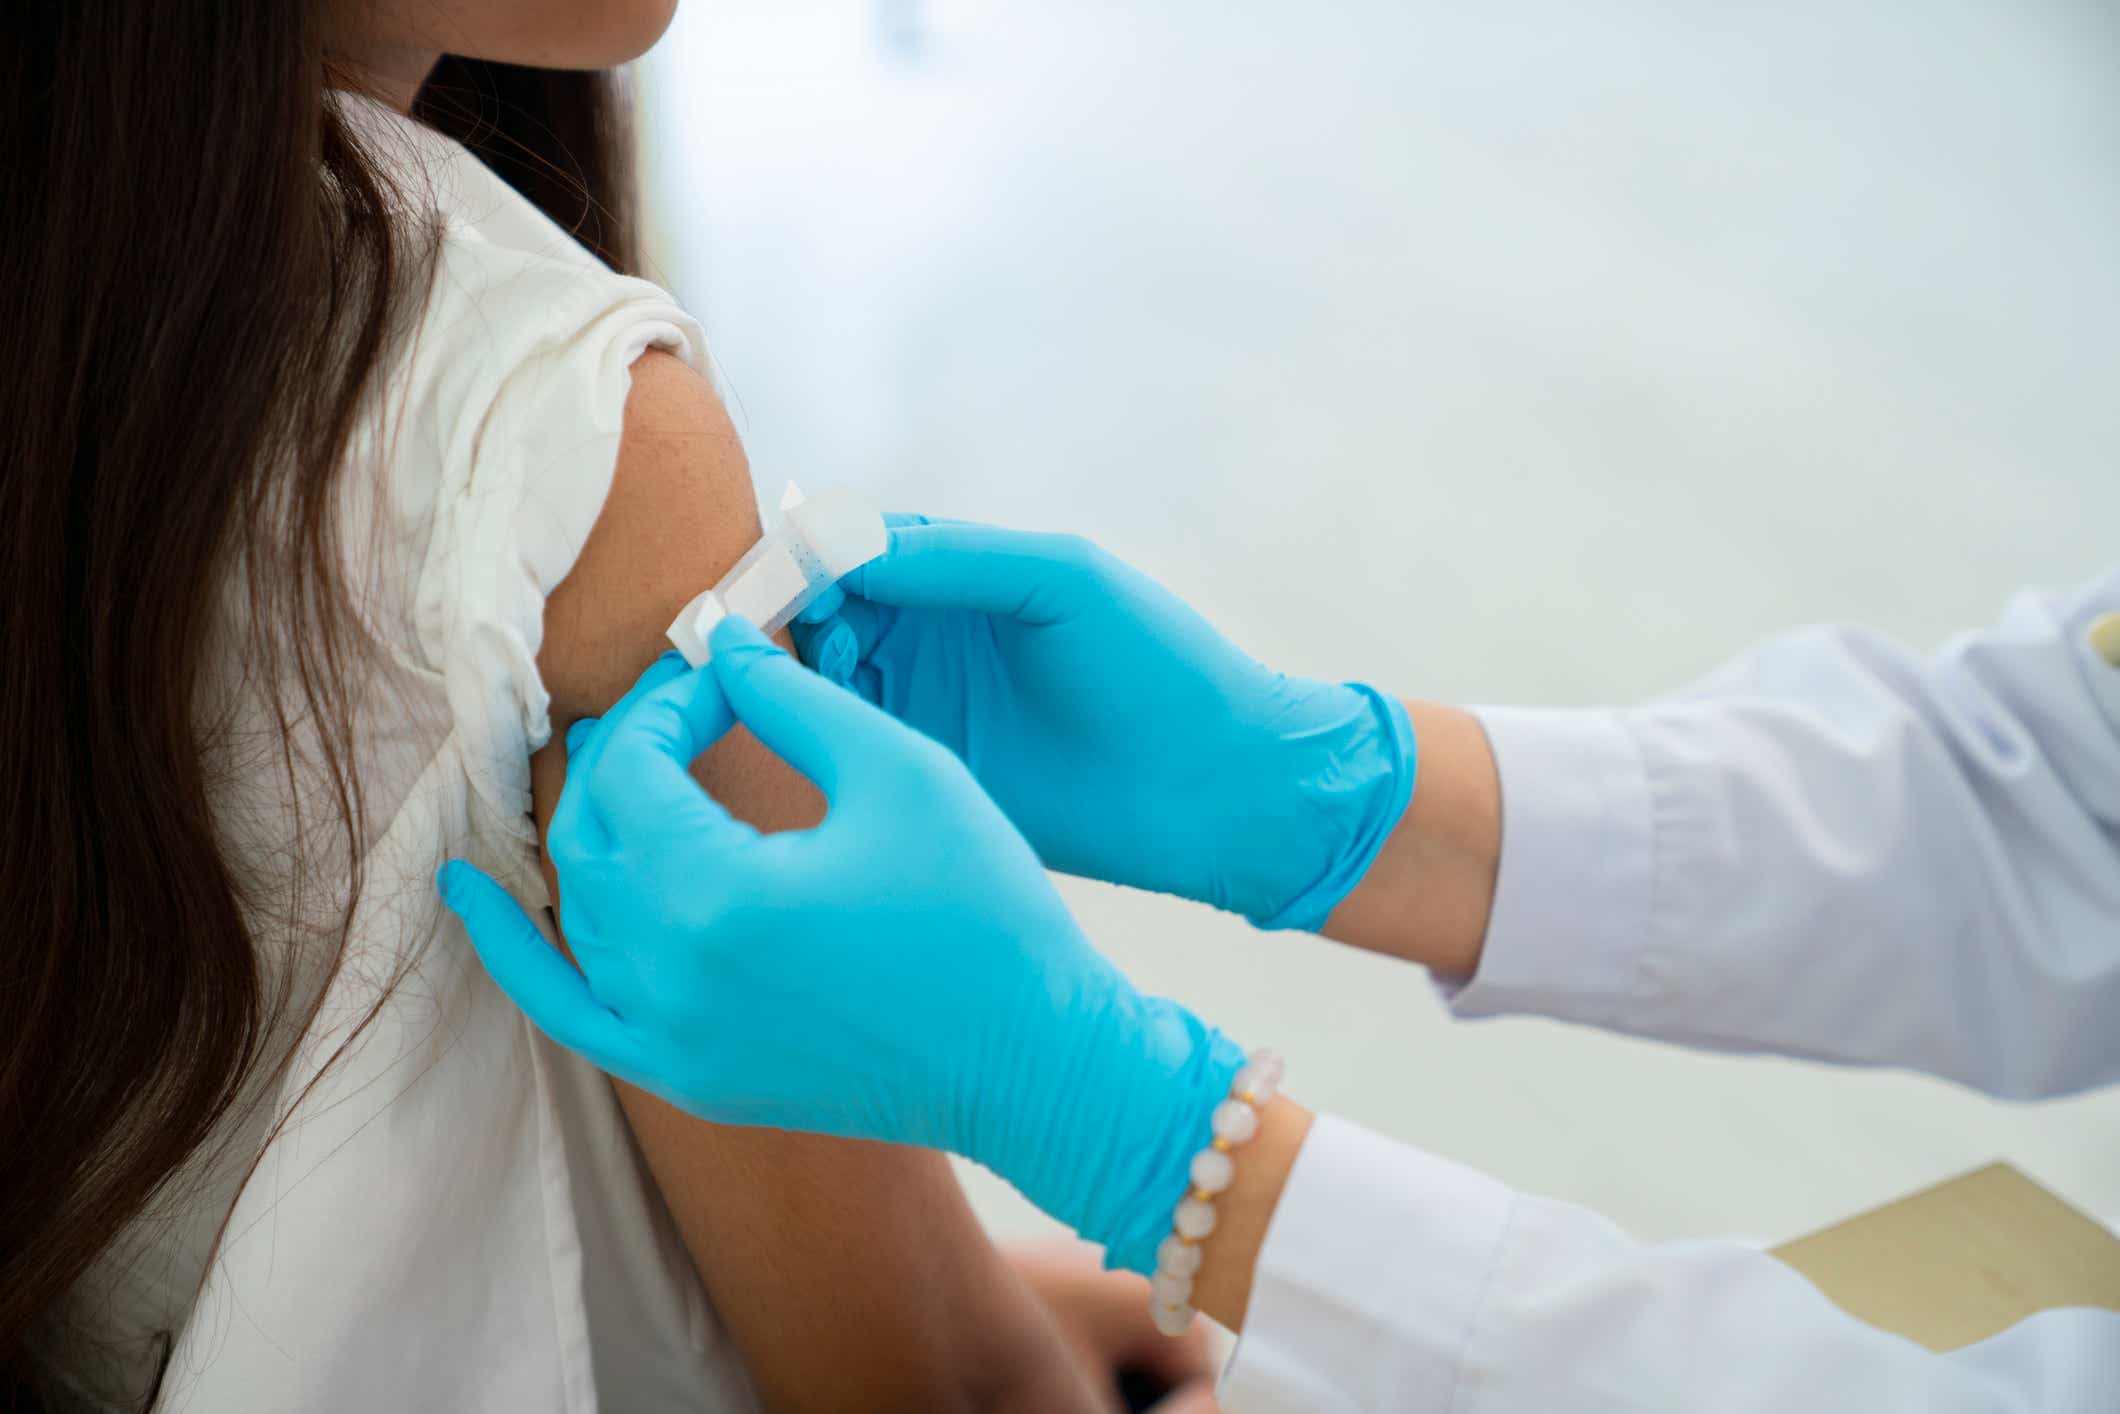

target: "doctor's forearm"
[1321,701,1500,980]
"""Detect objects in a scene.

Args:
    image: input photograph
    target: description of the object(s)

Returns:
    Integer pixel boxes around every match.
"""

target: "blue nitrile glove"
[792,519,1416,931]
[437,617,1244,1275]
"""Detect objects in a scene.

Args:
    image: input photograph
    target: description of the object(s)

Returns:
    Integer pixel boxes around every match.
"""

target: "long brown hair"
[1,7,635,1407]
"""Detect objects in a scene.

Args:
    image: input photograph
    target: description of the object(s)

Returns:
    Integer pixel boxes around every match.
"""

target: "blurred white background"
[637,0,2120,1248]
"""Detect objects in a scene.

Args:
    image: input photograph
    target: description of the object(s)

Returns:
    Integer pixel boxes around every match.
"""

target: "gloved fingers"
[784,628,887,706]
[575,652,694,764]
[790,599,890,699]
[814,617,862,686]
[847,657,886,710]
[789,515,943,627]
[546,716,613,867]
[788,612,854,682]
[438,860,641,1077]
[585,662,759,853]
[840,521,1095,625]
[707,614,902,799]
[793,583,846,626]
[829,595,892,668]
[550,652,695,856]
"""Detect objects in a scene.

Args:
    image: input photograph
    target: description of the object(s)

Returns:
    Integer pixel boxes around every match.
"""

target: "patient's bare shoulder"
[538,350,752,726]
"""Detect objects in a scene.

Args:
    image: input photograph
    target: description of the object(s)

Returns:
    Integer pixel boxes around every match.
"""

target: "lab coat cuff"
[1220,1113,1515,1413]
[1443,707,1655,1029]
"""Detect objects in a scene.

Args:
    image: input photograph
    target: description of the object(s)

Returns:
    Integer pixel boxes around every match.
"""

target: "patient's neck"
[327,47,439,116]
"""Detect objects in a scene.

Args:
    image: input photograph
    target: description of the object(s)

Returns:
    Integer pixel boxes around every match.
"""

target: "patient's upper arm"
[534,350,821,828]
[528,352,1055,1409]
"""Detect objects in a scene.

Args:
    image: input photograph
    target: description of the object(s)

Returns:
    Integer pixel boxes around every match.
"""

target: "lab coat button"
[2089,611,2120,668]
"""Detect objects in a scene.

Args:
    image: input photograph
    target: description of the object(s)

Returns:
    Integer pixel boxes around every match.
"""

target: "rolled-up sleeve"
[1219,1116,2120,1413]
[1450,570,2120,1099]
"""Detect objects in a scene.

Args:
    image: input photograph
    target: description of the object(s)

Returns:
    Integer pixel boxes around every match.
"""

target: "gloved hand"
[437,616,1244,1275]
[793,519,1416,931]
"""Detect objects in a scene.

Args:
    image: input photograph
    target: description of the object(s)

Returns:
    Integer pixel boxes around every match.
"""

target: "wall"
[637,0,2120,1245]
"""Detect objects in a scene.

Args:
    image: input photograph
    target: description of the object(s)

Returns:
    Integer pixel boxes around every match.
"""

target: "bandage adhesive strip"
[665,482,889,667]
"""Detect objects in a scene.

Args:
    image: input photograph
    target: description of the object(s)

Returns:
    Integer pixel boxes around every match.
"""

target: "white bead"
[1212,1100,1259,1145]
[1149,1269,1194,1306]
[1151,1301,1197,1338]
[1190,1147,1235,1194]
[1158,1234,1204,1276]
[1174,1196,1218,1240]
[1233,1063,1279,1106]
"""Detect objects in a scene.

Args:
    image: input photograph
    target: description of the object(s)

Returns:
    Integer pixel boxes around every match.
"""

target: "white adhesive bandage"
[666,483,889,666]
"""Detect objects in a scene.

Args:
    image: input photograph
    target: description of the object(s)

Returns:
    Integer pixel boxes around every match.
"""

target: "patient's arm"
[529,352,1105,1412]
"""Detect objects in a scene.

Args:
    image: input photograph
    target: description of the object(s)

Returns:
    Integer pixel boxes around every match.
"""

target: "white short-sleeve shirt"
[37,96,757,1414]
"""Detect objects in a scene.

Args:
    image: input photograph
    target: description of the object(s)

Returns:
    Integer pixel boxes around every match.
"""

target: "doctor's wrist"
[1323,700,1500,978]
[1242,682,1418,933]
[1184,1093,1311,1332]
[976,986,1248,1279]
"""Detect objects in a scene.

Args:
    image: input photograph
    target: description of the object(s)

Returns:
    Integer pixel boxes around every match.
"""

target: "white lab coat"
[1219,569,2120,1413]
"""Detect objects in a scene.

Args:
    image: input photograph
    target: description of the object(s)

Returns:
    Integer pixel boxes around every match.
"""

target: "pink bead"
[1190,1147,1235,1195]
[1174,1196,1218,1240]
[1158,1234,1204,1276]
[1211,1100,1259,1145]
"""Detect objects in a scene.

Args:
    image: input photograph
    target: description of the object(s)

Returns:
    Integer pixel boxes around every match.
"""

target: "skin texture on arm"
[530,352,1108,1413]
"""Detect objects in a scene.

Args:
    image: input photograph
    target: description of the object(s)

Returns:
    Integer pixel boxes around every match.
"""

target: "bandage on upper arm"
[666,483,887,666]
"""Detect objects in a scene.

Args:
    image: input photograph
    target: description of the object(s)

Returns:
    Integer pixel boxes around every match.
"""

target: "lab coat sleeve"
[1218,1114,2120,1414]
[1449,569,2120,1098]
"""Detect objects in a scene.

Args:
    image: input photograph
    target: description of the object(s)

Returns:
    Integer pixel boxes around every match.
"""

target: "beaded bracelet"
[1148,1048,1283,1336]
